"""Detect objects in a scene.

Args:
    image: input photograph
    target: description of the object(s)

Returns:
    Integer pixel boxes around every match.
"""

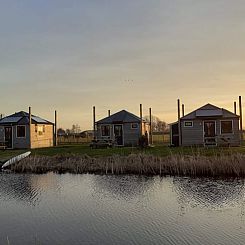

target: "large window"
[221,120,233,134]
[17,125,26,138]
[101,125,110,137]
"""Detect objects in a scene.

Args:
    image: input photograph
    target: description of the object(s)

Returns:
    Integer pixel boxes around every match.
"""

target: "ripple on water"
[0,173,244,245]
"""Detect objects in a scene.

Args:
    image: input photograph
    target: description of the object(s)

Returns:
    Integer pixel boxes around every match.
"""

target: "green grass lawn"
[0,149,27,162]
[1,144,245,162]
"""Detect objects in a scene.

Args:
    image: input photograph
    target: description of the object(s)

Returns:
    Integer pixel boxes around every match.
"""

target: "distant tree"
[143,115,168,132]
[71,124,81,134]
[65,129,72,135]
[57,128,65,136]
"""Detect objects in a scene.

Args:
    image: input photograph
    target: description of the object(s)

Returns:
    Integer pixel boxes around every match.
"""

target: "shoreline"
[7,152,245,177]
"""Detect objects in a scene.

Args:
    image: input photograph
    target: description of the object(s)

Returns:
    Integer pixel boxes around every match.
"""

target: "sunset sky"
[0,0,244,130]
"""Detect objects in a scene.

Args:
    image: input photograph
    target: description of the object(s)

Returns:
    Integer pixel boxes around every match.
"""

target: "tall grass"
[10,152,245,177]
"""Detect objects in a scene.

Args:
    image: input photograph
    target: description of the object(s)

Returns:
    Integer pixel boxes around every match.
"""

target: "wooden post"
[108,110,111,117]
[0,114,2,119]
[239,96,243,142]
[29,107,32,149]
[182,104,185,117]
[177,99,181,146]
[140,104,143,136]
[234,101,237,115]
[149,107,152,145]
[93,106,96,140]
[54,110,57,146]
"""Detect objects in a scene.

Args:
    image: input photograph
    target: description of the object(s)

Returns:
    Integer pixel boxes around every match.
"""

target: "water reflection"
[173,177,245,209]
[91,175,154,200]
[0,173,244,245]
[0,172,59,206]
[0,173,39,205]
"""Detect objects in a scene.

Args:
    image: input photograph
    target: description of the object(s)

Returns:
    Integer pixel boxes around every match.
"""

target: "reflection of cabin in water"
[0,111,54,149]
[96,110,149,146]
[170,104,240,147]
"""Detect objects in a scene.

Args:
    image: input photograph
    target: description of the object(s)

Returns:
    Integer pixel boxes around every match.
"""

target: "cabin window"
[38,126,44,135]
[16,125,26,138]
[35,125,44,135]
[131,123,138,129]
[184,121,193,127]
[221,120,233,134]
[101,125,110,137]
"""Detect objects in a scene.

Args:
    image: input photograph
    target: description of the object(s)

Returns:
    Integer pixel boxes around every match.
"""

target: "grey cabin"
[95,110,149,146]
[0,111,54,149]
[170,104,240,147]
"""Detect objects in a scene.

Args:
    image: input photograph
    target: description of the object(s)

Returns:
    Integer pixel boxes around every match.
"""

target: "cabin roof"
[96,110,142,124]
[0,111,53,125]
[181,103,239,120]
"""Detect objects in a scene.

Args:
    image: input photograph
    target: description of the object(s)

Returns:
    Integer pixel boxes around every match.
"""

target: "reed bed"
[9,152,245,177]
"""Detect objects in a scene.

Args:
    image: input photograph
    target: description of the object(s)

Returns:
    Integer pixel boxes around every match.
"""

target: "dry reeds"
[9,152,245,177]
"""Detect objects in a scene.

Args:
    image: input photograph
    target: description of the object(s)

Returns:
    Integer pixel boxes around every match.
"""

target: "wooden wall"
[181,118,240,146]
[30,124,54,149]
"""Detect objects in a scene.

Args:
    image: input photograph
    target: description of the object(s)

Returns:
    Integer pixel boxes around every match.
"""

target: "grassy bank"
[9,152,245,177]
[2,145,245,177]
[2,144,245,159]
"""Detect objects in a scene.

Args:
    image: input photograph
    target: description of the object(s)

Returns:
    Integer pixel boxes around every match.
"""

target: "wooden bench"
[204,137,217,147]
[0,142,6,150]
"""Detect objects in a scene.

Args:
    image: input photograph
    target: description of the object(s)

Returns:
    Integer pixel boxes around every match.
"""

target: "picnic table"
[90,139,116,149]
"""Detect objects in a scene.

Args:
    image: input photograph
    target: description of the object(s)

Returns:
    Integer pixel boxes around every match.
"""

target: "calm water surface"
[0,173,244,245]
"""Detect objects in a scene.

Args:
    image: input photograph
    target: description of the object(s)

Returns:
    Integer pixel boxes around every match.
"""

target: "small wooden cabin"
[170,104,240,147]
[96,110,149,146]
[0,111,54,149]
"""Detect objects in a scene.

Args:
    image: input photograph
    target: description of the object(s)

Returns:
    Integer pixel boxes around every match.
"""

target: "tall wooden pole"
[93,106,96,140]
[234,101,237,115]
[239,96,243,142]
[149,107,152,145]
[177,99,181,146]
[140,104,143,136]
[29,106,32,149]
[108,110,111,117]
[54,110,57,146]
[182,104,185,117]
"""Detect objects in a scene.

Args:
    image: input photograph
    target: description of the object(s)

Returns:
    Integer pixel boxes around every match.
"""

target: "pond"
[0,173,244,244]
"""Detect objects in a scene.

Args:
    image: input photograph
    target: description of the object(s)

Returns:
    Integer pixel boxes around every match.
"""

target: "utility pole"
[93,106,96,140]
[54,110,58,146]
[177,99,181,146]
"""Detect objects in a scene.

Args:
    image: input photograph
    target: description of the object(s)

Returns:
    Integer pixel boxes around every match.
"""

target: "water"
[0,173,244,245]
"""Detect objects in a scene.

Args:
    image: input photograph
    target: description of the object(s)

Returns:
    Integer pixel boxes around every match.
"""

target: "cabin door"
[204,121,216,137]
[4,126,13,149]
[203,121,217,146]
[114,125,123,146]
[171,123,179,147]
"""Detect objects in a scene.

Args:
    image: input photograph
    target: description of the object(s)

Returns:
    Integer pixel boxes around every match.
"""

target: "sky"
[0,0,245,130]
